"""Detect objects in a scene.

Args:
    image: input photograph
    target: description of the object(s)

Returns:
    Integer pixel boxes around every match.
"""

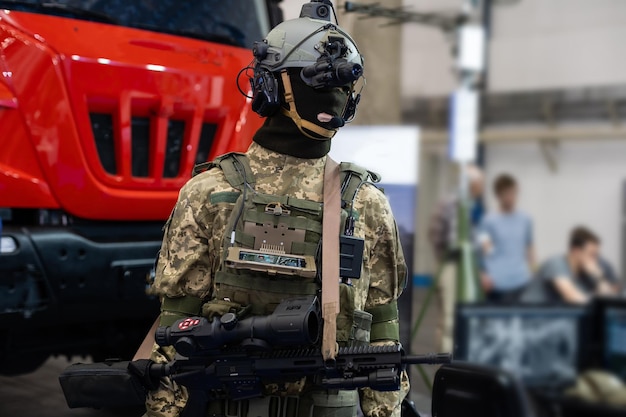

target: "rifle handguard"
[128,359,160,391]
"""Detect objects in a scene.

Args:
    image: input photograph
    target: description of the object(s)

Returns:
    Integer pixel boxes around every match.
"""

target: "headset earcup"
[251,68,280,117]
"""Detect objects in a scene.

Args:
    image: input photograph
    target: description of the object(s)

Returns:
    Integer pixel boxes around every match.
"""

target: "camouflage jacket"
[145,142,409,417]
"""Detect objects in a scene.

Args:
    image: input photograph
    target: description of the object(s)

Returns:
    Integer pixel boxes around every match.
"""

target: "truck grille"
[90,113,116,175]
[163,120,186,178]
[88,112,217,180]
[196,123,218,165]
[131,116,151,177]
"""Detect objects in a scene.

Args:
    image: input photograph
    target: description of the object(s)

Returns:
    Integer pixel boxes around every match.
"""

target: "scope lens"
[307,311,320,344]
[155,326,170,346]
[317,5,329,17]
[336,63,363,84]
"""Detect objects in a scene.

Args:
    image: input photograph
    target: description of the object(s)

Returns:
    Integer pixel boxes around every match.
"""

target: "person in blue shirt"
[478,174,535,303]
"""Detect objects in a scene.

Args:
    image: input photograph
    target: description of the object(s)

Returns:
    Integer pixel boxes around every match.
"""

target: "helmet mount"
[300,0,336,22]
[300,37,363,89]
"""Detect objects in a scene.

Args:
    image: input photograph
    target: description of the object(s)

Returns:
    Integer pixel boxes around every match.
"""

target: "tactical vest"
[160,152,401,417]
[194,152,384,347]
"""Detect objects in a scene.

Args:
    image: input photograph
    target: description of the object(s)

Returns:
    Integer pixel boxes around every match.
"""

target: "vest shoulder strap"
[192,152,256,189]
[339,162,381,203]
[195,154,379,202]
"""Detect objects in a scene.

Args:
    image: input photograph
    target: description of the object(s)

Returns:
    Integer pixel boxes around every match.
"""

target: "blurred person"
[478,174,534,303]
[428,164,485,352]
[537,226,620,303]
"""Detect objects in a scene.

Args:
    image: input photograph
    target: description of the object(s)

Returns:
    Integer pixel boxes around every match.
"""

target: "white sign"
[449,89,479,162]
[458,24,486,73]
[330,125,420,185]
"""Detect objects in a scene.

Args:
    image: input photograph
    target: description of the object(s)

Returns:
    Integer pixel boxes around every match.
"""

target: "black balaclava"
[253,68,350,159]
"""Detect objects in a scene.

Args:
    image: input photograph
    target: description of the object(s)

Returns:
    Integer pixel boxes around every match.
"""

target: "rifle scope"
[155,296,320,356]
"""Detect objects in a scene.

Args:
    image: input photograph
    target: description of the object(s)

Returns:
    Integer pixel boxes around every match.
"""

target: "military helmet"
[257,17,364,87]
[248,1,365,139]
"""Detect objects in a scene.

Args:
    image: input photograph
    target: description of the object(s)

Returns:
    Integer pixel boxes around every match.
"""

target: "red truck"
[0,0,278,374]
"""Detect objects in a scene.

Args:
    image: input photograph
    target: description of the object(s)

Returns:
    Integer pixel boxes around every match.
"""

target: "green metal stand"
[410,199,482,392]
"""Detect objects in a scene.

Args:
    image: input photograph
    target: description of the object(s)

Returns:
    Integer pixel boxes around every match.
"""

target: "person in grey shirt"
[428,164,485,351]
[478,174,535,303]
[537,226,620,303]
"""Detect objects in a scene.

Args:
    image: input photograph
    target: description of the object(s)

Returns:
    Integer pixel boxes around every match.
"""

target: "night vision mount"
[300,0,335,22]
[300,36,363,89]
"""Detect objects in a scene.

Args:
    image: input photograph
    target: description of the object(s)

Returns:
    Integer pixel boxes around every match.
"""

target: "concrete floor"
[0,287,441,417]
[407,287,440,416]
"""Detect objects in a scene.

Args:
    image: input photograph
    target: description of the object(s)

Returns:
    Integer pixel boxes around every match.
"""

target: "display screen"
[604,307,626,381]
[239,251,307,268]
[455,306,586,387]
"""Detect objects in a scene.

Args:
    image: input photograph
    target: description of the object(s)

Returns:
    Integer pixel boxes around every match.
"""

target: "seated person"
[536,226,620,303]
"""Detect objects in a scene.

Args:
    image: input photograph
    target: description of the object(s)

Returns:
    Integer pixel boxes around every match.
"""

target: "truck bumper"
[0,225,162,373]
[1,226,160,321]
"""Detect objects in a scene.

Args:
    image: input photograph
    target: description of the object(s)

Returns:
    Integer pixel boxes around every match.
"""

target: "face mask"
[291,70,349,124]
[280,69,350,139]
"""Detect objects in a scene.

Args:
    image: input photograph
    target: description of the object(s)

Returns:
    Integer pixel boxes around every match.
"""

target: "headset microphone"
[328,116,345,128]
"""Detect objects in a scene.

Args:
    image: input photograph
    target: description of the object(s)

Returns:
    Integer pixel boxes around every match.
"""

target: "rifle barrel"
[402,353,452,365]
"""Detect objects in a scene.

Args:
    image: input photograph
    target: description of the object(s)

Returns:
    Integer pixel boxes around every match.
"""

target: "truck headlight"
[0,236,17,254]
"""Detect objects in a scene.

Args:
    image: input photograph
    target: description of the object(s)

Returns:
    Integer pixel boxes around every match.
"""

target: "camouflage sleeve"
[144,344,188,417]
[145,174,221,417]
[151,175,217,299]
[356,184,410,417]
[363,187,407,307]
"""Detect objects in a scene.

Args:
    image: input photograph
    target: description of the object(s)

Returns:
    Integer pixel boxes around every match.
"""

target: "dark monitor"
[454,304,588,389]
[596,298,626,381]
[432,362,534,417]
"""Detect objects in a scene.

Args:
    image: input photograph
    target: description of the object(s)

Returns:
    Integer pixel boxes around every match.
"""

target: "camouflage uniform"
[145,142,409,417]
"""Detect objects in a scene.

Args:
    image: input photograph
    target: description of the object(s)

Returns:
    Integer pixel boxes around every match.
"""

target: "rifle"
[150,345,450,417]
[60,296,451,416]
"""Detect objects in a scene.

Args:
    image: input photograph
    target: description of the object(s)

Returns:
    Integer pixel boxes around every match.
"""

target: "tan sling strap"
[322,157,341,360]
[136,157,343,361]
[132,317,160,360]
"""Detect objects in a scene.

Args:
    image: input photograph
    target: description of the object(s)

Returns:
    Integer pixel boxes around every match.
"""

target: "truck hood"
[0,11,261,220]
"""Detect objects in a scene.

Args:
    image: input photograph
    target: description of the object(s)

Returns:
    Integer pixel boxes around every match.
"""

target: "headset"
[250,67,281,118]
[249,41,281,117]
